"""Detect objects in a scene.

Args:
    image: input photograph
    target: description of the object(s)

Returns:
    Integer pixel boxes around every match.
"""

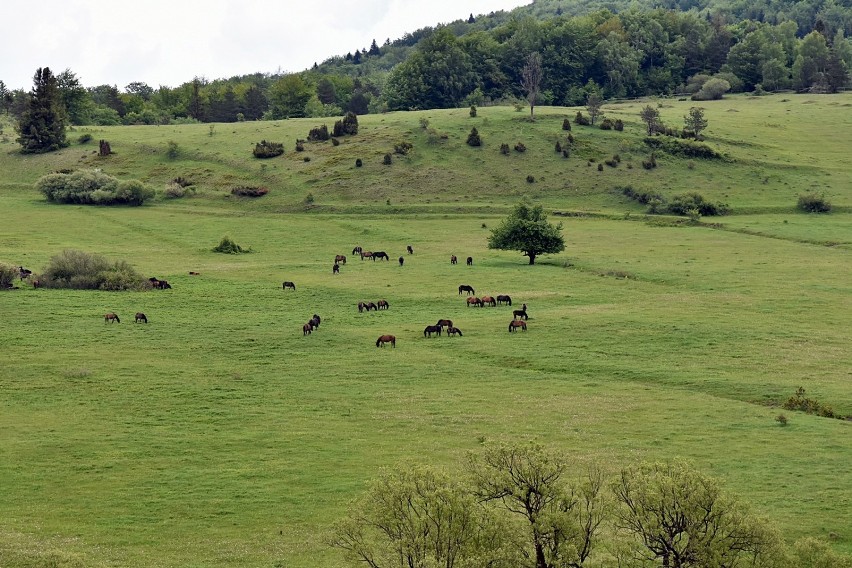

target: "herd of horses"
[302,314,322,335]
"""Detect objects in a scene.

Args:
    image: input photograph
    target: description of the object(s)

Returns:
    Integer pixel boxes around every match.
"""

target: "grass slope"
[0,94,850,567]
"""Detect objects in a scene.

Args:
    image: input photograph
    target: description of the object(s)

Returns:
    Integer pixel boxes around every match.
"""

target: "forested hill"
[1,0,849,126]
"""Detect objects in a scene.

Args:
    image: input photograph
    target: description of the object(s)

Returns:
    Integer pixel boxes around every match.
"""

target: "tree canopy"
[16,67,68,154]
[488,202,565,265]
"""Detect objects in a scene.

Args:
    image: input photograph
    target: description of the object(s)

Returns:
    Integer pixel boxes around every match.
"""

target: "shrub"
[332,120,344,137]
[642,153,657,170]
[37,170,154,206]
[692,78,731,100]
[526,175,535,183]
[797,193,831,213]
[165,140,179,159]
[466,127,482,147]
[78,133,93,144]
[295,139,305,152]
[331,137,340,146]
[253,140,284,158]
[555,141,562,153]
[171,177,193,188]
[574,111,590,126]
[513,101,524,112]
[783,387,838,419]
[620,185,665,206]
[600,118,614,130]
[643,136,722,159]
[419,117,429,129]
[394,141,413,155]
[614,119,624,131]
[613,154,621,163]
[605,159,617,168]
[39,249,146,290]
[469,105,477,117]
[597,163,604,171]
[667,192,729,216]
[566,133,574,145]
[303,156,311,162]
[163,182,188,199]
[500,143,510,155]
[213,236,250,254]
[231,186,268,197]
[0,263,17,289]
[355,158,363,167]
[562,118,571,131]
[383,153,392,165]
[775,414,788,426]
[307,124,330,141]
[304,192,314,204]
[514,142,526,152]
[99,140,113,156]
[342,111,359,135]
[562,149,569,158]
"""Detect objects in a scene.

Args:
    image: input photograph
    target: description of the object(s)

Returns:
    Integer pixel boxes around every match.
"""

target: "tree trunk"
[528,253,536,265]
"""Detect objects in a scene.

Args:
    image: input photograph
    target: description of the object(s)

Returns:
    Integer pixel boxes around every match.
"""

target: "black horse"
[283,281,296,291]
[466,257,473,266]
[446,327,463,336]
[333,263,340,274]
[398,256,404,266]
[373,251,390,261]
[312,314,321,327]
[423,325,442,337]
[407,245,414,254]
[458,284,475,295]
[352,246,363,255]
[451,255,458,265]
[496,295,512,306]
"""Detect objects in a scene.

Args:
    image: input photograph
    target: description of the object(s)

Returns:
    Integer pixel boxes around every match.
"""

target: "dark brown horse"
[311,314,321,328]
[398,256,404,266]
[189,271,200,275]
[451,255,458,265]
[466,256,473,266]
[435,319,453,329]
[466,297,483,307]
[407,245,414,254]
[283,281,296,291]
[158,280,172,289]
[18,266,32,280]
[366,302,378,311]
[377,300,389,310]
[496,294,512,306]
[358,301,366,313]
[333,263,340,274]
[104,313,120,323]
[361,251,373,260]
[508,320,527,332]
[423,325,442,337]
[481,296,496,307]
[512,309,528,320]
[303,323,313,335]
[135,312,148,323]
[373,251,389,261]
[458,284,475,295]
[352,246,362,255]
[335,254,347,265]
[376,334,396,348]
[446,326,463,336]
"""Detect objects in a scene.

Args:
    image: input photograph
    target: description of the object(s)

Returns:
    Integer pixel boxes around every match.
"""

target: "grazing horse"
[333,263,340,274]
[373,251,389,261]
[335,255,347,265]
[352,246,363,256]
[189,271,200,275]
[32,279,41,288]
[104,313,120,323]
[481,296,496,307]
[358,301,365,313]
[134,312,148,324]
[366,302,378,311]
[149,277,160,288]
[157,280,172,289]
[467,297,483,307]
[466,256,473,266]
[496,295,512,306]
[377,300,389,310]
[435,319,453,330]
[312,314,321,328]
[303,323,313,335]
[398,256,404,266]
[376,334,396,348]
[361,251,373,260]
[508,320,527,332]
[283,281,296,291]
[446,326,463,337]
[513,309,528,320]
[451,255,458,265]
[407,245,414,254]
[458,284,475,295]
[423,325,442,337]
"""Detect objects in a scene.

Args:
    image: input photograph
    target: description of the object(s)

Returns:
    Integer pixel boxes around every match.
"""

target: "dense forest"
[1,0,850,126]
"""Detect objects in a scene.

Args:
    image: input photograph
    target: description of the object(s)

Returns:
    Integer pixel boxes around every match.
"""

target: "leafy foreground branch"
[331,441,846,568]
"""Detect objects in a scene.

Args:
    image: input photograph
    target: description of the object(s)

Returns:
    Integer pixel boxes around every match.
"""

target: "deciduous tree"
[487,202,565,265]
[639,104,660,135]
[521,51,543,119]
[683,106,708,138]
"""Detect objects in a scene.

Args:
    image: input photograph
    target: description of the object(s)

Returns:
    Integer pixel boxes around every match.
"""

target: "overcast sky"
[2,0,531,91]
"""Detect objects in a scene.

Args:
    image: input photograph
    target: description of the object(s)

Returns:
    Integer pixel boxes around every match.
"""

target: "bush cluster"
[514,142,526,153]
[253,140,284,158]
[574,111,590,126]
[333,111,359,137]
[614,119,624,131]
[307,124,330,141]
[600,118,614,130]
[231,186,268,197]
[620,185,665,206]
[783,387,840,419]
[642,153,658,170]
[78,133,93,144]
[213,236,250,254]
[393,141,413,155]
[163,182,195,199]
[39,249,147,290]
[37,170,154,206]
[0,263,17,289]
[797,193,831,213]
[667,191,729,216]
[644,137,722,159]
[466,127,482,147]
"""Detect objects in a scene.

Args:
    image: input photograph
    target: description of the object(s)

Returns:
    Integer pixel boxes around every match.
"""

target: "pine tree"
[16,67,68,154]
[368,39,380,56]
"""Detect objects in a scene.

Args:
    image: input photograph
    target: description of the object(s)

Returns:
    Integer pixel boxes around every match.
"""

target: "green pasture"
[0,95,850,567]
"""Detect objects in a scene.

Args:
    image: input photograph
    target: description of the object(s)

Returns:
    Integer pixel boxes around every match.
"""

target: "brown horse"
[335,254,347,265]
[283,281,296,291]
[352,246,362,255]
[333,263,340,274]
[104,313,120,323]
[496,294,512,306]
[366,301,378,311]
[423,325,442,337]
[303,323,313,335]
[508,320,527,332]
[435,319,453,329]
[446,326,463,336]
[458,284,475,295]
[361,251,373,260]
[189,271,200,275]
[481,296,496,307]
[377,300,389,310]
[467,297,483,307]
[451,255,458,265]
[134,312,148,323]
[466,256,473,266]
[376,334,396,348]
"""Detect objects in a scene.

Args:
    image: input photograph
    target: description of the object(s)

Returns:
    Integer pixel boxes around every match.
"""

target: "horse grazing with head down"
[423,325,442,337]
[466,297,483,308]
[496,295,512,306]
[377,300,389,310]
[373,251,389,261]
[446,326,463,337]
[508,320,527,332]
[458,284,475,295]
[481,296,496,307]
[104,313,120,323]
[361,251,373,260]
[135,312,148,323]
[303,323,313,335]
[335,255,347,265]
[352,246,363,256]
[435,319,453,330]
[398,256,404,266]
[376,334,396,348]
[283,281,296,291]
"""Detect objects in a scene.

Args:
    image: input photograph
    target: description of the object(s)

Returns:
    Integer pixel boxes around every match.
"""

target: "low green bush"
[797,193,831,213]
[253,140,284,158]
[231,186,268,197]
[213,236,251,254]
[394,141,413,155]
[39,249,147,290]
[78,133,93,144]
[0,263,17,289]
[667,192,729,216]
[643,136,722,159]
[783,387,840,419]
[37,170,154,206]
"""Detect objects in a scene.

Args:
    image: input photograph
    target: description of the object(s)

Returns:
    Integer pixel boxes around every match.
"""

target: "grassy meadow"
[0,94,850,567]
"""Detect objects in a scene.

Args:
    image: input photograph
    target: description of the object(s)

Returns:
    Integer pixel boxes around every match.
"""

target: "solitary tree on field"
[488,202,565,265]
[521,52,543,119]
[639,104,660,135]
[683,107,708,138]
[586,92,604,125]
[16,67,68,153]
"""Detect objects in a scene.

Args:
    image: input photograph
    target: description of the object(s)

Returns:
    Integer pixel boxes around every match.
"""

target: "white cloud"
[1,0,529,90]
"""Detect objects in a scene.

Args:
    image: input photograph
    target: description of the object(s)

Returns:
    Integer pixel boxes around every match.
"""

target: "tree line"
[1,2,849,133]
